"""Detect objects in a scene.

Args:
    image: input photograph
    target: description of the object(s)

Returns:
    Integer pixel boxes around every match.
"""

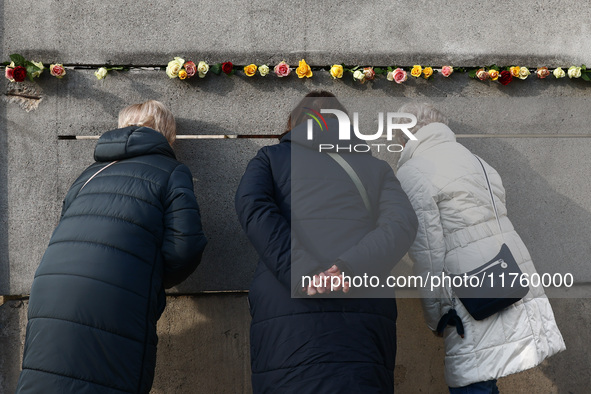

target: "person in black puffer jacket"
[235,92,418,393]
[15,100,207,394]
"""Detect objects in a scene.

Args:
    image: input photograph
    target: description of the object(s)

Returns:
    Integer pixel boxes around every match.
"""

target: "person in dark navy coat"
[235,91,418,393]
[15,100,207,394]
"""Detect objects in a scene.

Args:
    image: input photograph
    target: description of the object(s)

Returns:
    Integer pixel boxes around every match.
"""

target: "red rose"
[498,70,513,86]
[222,62,233,74]
[184,61,197,77]
[13,66,27,82]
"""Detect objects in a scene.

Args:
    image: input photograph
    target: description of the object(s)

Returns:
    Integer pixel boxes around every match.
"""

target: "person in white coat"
[395,103,565,393]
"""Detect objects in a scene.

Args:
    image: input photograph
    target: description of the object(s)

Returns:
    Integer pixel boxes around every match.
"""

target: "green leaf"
[210,63,222,75]
[581,64,587,71]
[489,64,500,71]
[9,53,27,67]
[374,67,384,75]
[386,66,393,72]
[581,72,590,82]
[25,63,41,80]
[468,69,477,79]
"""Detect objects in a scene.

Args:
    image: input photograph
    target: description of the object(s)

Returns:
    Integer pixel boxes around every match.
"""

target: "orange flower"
[296,59,313,78]
[488,69,499,81]
[510,66,520,77]
[423,67,433,79]
[178,69,188,80]
[244,64,258,77]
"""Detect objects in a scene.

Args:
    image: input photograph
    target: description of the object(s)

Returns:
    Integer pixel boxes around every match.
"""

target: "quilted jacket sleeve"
[161,164,207,289]
[235,148,322,292]
[396,164,447,330]
[337,163,418,278]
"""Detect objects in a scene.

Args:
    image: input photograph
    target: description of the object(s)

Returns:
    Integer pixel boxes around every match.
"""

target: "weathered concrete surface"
[0,299,26,393]
[2,70,591,295]
[2,79,62,295]
[37,70,591,137]
[1,296,587,393]
[152,294,252,394]
[2,1,590,66]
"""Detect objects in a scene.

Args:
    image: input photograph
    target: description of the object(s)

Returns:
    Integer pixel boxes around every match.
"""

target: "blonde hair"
[397,102,449,142]
[118,100,176,145]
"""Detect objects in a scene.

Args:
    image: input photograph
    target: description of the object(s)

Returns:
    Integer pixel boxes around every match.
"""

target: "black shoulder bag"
[438,156,529,335]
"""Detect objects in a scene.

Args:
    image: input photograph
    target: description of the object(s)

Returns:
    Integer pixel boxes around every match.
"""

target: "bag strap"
[326,153,372,216]
[474,155,502,235]
[77,160,118,197]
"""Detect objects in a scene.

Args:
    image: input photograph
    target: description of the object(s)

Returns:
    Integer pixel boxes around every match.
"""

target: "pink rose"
[441,66,453,77]
[184,61,197,78]
[274,61,291,77]
[50,64,66,78]
[5,67,15,82]
[392,68,407,84]
[363,67,375,81]
[476,68,489,81]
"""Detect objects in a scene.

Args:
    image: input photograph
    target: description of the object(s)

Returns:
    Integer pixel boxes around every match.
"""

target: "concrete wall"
[2,1,591,393]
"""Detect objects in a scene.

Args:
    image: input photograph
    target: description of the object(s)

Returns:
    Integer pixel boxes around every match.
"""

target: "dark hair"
[280,90,348,140]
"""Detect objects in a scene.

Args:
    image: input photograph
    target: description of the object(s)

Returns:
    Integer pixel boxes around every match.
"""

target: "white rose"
[95,67,108,80]
[166,57,185,78]
[259,64,270,77]
[553,67,565,78]
[353,69,365,81]
[31,61,44,78]
[197,61,209,78]
[568,66,581,79]
[518,67,530,80]
[386,71,394,81]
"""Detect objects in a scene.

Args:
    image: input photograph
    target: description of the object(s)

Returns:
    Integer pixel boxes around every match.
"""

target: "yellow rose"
[422,67,433,79]
[259,65,270,76]
[509,66,520,77]
[179,69,188,80]
[330,64,344,79]
[411,65,422,78]
[296,59,313,78]
[166,57,185,78]
[489,69,499,81]
[244,64,258,77]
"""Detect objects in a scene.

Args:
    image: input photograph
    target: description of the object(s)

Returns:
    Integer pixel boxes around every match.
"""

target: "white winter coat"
[396,123,565,387]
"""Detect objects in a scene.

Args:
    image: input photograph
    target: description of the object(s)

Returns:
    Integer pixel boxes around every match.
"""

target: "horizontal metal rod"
[58,133,591,141]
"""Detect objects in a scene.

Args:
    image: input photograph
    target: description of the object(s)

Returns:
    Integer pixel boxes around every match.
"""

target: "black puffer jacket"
[16,126,207,394]
[235,119,418,393]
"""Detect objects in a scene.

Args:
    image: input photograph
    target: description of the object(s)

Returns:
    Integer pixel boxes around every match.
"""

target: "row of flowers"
[4,54,591,86]
[4,54,66,82]
[164,57,590,86]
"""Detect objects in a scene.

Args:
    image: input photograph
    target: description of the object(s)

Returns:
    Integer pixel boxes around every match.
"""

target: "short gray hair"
[397,103,449,142]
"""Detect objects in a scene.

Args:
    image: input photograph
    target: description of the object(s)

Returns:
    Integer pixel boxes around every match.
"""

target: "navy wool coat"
[15,126,207,394]
[235,119,418,393]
